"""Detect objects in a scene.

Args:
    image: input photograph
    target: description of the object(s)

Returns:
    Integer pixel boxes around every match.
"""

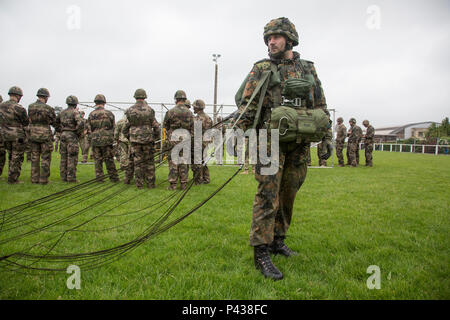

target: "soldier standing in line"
[335,117,347,167]
[122,89,160,189]
[28,88,58,184]
[56,96,84,182]
[163,90,194,190]
[347,118,362,167]
[235,18,331,280]
[79,111,90,163]
[115,114,132,178]
[0,87,29,184]
[87,94,119,182]
[363,119,375,167]
[192,99,213,184]
[0,95,5,178]
[355,123,363,165]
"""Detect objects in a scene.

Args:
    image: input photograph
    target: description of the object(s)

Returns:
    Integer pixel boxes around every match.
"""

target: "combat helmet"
[349,118,356,124]
[174,90,187,100]
[337,117,343,123]
[37,88,50,97]
[193,99,205,109]
[263,17,299,47]
[134,88,147,99]
[66,95,79,106]
[8,86,23,97]
[94,94,106,104]
[184,99,191,108]
[363,120,369,126]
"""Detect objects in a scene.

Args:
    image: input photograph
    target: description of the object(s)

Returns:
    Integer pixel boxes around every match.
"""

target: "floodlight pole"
[212,54,221,124]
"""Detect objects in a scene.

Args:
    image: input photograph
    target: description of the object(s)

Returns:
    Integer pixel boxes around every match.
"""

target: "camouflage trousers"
[79,136,90,162]
[192,145,210,184]
[347,142,359,166]
[25,141,31,162]
[249,142,309,247]
[364,143,373,166]
[306,147,311,166]
[118,141,130,169]
[92,145,119,182]
[3,141,25,183]
[60,139,79,182]
[30,141,53,184]
[128,142,155,188]
[168,159,189,187]
[317,141,328,166]
[336,141,345,165]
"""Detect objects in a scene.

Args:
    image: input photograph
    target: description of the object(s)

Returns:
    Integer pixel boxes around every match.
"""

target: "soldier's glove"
[322,140,333,160]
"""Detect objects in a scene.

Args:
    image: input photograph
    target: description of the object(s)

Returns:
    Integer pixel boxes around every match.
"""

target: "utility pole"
[212,53,221,124]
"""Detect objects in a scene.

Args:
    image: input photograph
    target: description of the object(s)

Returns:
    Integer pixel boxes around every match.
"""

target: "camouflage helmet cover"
[184,99,191,108]
[8,86,23,96]
[193,99,205,109]
[94,94,106,103]
[37,88,50,97]
[264,17,299,47]
[66,95,79,105]
[337,117,343,123]
[349,117,356,123]
[134,88,147,99]
[174,90,187,100]
[363,119,369,125]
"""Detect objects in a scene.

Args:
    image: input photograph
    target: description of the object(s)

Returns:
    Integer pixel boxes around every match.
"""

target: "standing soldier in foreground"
[79,111,90,163]
[335,117,347,167]
[235,18,331,280]
[347,118,362,167]
[192,99,213,184]
[163,90,194,190]
[363,120,375,167]
[0,87,29,184]
[56,96,84,182]
[123,89,160,189]
[87,94,119,182]
[28,88,58,184]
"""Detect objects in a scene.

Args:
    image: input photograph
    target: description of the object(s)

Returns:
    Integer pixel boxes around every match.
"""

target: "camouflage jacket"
[56,106,84,142]
[336,123,347,144]
[87,106,115,147]
[236,51,328,133]
[194,111,213,134]
[348,125,363,143]
[163,103,194,139]
[364,125,375,144]
[79,118,88,137]
[28,100,58,143]
[0,99,29,142]
[123,100,160,144]
[115,118,129,144]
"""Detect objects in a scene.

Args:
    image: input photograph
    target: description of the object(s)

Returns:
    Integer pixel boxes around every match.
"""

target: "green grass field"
[0,149,449,299]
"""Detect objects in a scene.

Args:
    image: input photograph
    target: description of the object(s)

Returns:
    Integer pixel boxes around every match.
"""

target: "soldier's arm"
[367,126,375,139]
[114,121,120,140]
[308,62,327,110]
[18,105,29,127]
[122,116,130,139]
[236,64,263,132]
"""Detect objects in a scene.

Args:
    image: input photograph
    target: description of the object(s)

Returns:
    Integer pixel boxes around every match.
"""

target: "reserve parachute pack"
[235,59,329,143]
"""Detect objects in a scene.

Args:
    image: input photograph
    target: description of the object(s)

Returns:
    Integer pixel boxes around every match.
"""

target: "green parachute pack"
[234,60,329,143]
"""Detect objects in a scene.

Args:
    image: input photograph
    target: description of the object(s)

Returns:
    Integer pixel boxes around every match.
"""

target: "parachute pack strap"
[233,70,271,131]
[270,62,282,107]
[252,71,271,130]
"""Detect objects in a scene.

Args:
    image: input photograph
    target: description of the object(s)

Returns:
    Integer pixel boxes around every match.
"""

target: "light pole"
[212,53,221,124]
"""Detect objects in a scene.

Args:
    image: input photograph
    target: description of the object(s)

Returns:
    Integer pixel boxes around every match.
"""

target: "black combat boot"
[254,245,283,280]
[269,237,298,257]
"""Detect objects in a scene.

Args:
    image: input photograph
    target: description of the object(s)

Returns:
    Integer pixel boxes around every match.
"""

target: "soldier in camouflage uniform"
[122,89,160,189]
[347,118,362,167]
[0,87,29,184]
[317,140,328,166]
[56,96,84,182]
[363,119,375,167]
[163,90,194,190]
[335,117,347,167]
[28,88,58,184]
[79,111,90,163]
[25,125,31,162]
[0,95,5,178]
[235,18,330,280]
[87,94,119,182]
[115,115,131,174]
[192,99,213,184]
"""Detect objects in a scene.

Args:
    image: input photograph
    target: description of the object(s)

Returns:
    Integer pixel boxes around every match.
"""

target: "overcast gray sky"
[0,0,449,128]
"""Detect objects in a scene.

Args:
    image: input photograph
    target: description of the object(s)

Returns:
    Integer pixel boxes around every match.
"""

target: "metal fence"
[371,143,449,155]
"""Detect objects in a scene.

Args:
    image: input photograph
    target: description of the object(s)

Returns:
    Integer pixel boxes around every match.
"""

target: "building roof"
[375,121,438,135]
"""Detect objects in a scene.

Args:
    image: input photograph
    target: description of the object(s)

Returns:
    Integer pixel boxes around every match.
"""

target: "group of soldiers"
[335,117,375,167]
[0,86,212,189]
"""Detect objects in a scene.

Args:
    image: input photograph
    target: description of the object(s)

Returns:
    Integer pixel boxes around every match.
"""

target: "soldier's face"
[268,34,286,55]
